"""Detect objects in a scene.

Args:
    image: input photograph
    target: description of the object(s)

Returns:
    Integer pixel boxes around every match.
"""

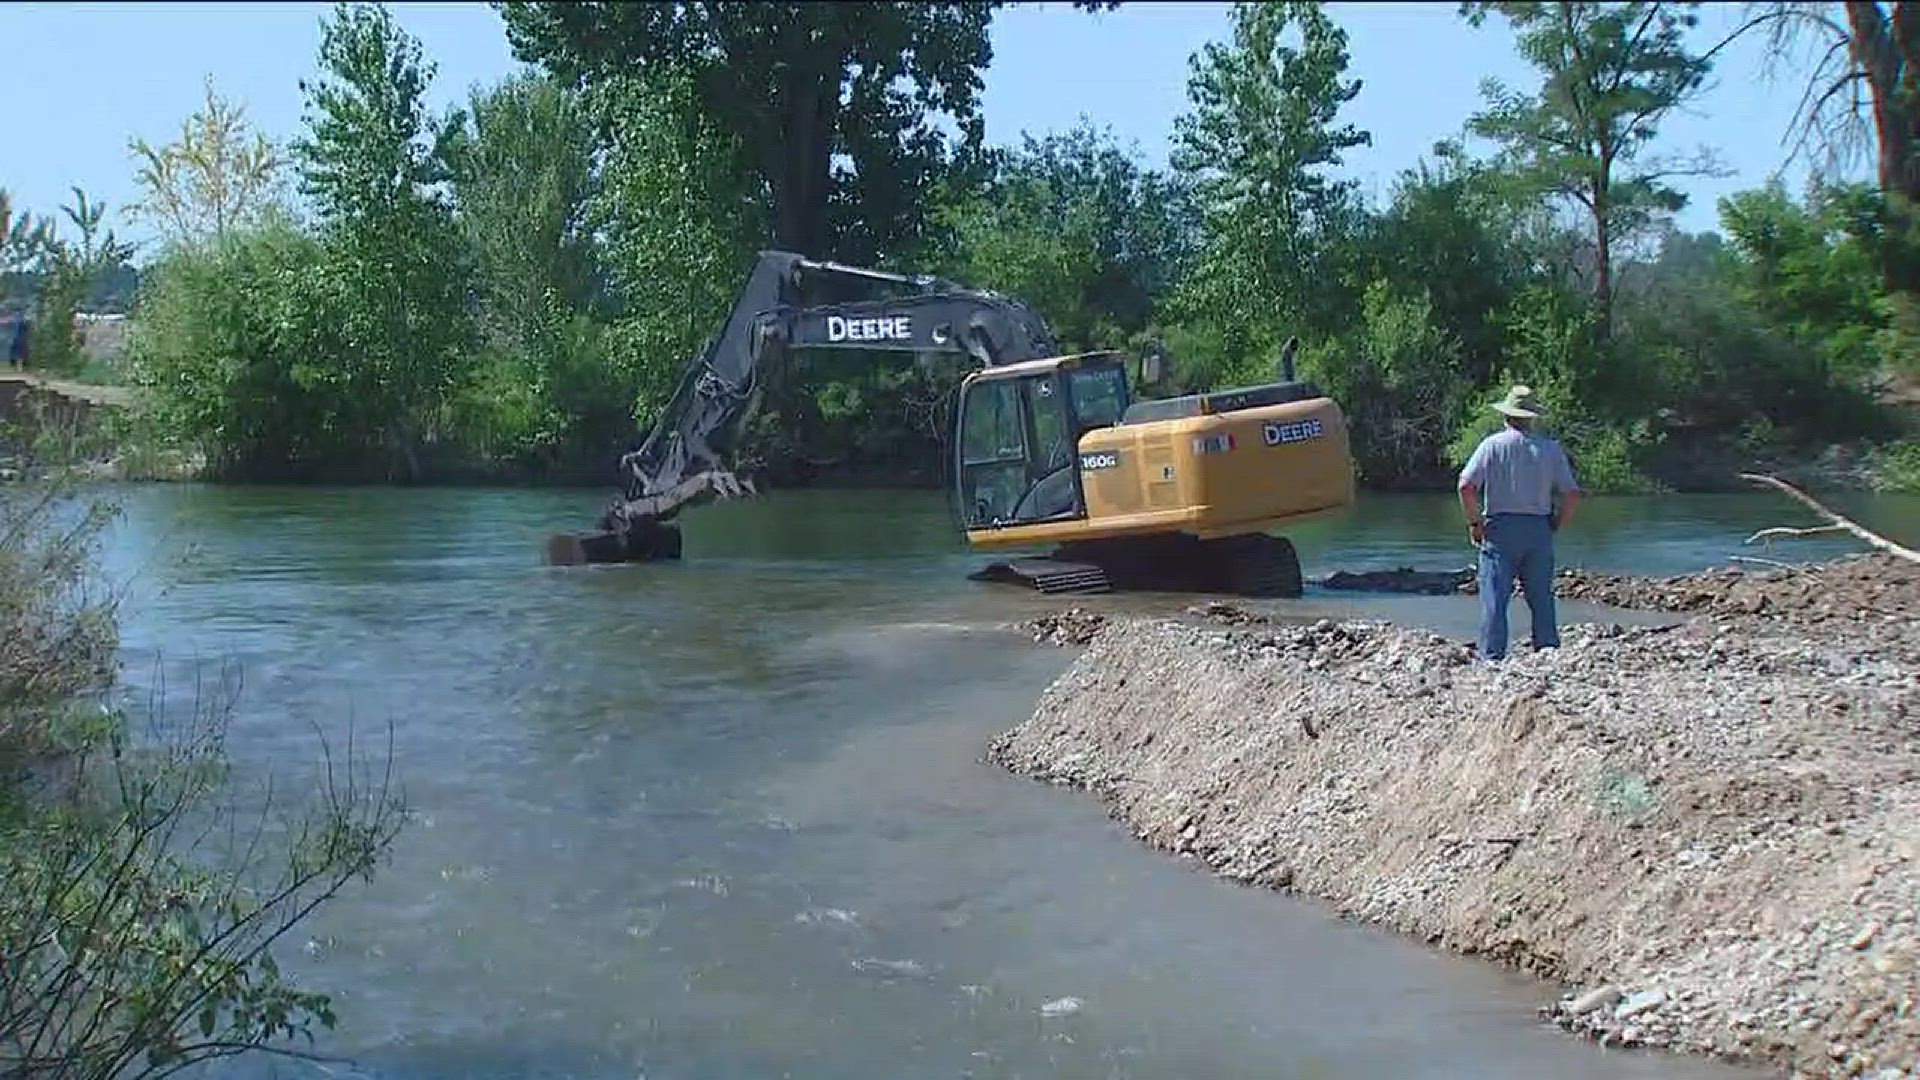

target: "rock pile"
[1551,553,1920,626]
[989,553,1920,1078]
[1018,607,1110,647]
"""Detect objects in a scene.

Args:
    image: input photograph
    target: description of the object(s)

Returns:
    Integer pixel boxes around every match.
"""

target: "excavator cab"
[952,352,1130,531]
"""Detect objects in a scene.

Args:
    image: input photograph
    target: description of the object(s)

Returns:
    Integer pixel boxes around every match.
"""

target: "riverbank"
[990,554,1920,1079]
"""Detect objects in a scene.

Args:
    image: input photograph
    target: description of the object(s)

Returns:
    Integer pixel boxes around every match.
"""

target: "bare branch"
[1739,473,1920,562]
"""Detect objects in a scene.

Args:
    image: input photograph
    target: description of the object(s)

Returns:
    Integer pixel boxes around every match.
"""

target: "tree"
[445,74,598,324]
[1719,178,1900,376]
[23,189,136,375]
[1363,141,1538,387]
[1463,1,1721,343]
[1729,1,1920,336]
[442,73,610,473]
[0,190,55,276]
[1169,0,1372,373]
[589,71,768,434]
[290,1,473,480]
[127,78,285,247]
[495,1,1113,262]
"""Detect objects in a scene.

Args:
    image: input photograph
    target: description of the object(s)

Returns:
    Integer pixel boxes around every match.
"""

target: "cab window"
[961,380,1024,464]
[958,380,1028,526]
[1068,364,1129,428]
[1024,375,1070,472]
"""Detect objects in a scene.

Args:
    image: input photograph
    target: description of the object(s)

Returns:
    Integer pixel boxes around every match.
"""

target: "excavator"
[544,250,1355,597]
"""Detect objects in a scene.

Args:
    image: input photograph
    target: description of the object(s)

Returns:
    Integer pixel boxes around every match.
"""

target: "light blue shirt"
[1457,427,1579,516]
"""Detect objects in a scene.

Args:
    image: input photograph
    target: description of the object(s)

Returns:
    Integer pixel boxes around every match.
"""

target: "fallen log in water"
[1318,567,1476,595]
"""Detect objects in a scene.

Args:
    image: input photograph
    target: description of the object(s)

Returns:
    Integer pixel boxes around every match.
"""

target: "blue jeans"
[1478,513,1558,660]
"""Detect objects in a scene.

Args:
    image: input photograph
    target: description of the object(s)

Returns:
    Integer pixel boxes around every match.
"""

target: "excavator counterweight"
[546,251,1356,599]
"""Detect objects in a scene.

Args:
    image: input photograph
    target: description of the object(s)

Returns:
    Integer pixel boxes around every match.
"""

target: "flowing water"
[99,485,1919,1080]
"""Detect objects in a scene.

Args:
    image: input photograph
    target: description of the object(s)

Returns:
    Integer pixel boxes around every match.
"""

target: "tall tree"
[445,73,599,324]
[127,78,285,247]
[494,1,1111,262]
[1463,1,1720,343]
[1730,1,1920,338]
[291,1,473,480]
[1170,0,1372,367]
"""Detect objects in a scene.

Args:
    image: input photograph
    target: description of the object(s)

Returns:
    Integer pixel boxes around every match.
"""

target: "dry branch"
[1739,473,1920,564]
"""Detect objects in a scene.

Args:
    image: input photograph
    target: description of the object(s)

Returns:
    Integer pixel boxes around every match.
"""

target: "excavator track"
[975,532,1303,599]
[968,558,1111,595]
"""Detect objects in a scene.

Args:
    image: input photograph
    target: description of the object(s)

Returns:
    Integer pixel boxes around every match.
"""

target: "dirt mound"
[1552,553,1920,626]
[988,609,1920,1078]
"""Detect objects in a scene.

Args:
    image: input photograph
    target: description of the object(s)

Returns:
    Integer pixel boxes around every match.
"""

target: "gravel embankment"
[992,554,1920,1079]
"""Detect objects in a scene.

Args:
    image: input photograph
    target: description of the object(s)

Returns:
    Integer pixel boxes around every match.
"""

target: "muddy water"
[102,485,1916,1079]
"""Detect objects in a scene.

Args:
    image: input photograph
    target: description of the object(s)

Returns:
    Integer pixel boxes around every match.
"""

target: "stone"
[1568,986,1622,1016]
[1615,989,1667,1020]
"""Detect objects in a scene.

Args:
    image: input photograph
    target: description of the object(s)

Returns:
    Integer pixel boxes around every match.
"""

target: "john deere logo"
[1262,418,1324,446]
[1079,450,1120,471]
[825,314,912,342]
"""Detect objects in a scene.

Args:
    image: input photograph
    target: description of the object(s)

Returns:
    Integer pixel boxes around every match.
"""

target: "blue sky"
[1,1,1853,260]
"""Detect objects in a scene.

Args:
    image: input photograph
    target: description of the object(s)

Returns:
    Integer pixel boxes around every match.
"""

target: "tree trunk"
[1591,178,1613,345]
[1844,1,1916,198]
[1842,0,1920,324]
[752,47,839,259]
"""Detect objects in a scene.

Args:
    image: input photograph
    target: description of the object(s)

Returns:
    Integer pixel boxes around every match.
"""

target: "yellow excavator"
[545,251,1354,596]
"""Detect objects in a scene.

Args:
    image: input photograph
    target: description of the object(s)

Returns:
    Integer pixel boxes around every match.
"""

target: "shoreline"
[989,553,1920,1079]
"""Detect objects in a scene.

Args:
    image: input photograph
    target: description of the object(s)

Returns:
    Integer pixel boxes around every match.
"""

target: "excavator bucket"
[544,520,684,566]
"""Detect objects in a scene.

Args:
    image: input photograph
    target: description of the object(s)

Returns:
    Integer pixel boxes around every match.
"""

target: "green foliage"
[591,71,767,433]
[1,190,57,275]
[1867,440,1920,493]
[289,2,475,480]
[442,73,610,474]
[123,220,342,476]
[1362,144,1535,386]
[0,479,119,763]
[929,123,1199,352]
[1464,1,1719,338]
[1719,180,1913,378]
[498,0,1061,261]
[1171,1,1372,360]
[12,189,138,377]
[112,0,1915,495]
[1303,281,1472,486]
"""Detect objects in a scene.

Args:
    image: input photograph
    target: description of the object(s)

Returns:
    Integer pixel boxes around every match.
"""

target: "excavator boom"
[546,250,1057,565]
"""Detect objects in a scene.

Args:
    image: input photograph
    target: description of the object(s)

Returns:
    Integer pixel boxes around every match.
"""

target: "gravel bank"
[990,555,1920,1078]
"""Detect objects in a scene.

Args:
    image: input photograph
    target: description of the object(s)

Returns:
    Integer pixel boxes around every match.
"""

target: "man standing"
[1456,385,1581,661]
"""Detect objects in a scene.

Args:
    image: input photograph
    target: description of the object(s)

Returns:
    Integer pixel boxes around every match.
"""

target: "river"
[100,485,1918,1080]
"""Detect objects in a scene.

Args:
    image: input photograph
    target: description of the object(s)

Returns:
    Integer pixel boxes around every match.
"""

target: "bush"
[121,221,343,479]
[1301,281,1471,487]
[1867,440,1920,493]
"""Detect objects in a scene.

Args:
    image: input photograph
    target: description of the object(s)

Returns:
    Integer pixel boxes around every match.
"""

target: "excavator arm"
[574,250,1058,557]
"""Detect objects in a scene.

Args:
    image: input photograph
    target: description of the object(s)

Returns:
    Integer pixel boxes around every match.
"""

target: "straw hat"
[1490,384,1545,419]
